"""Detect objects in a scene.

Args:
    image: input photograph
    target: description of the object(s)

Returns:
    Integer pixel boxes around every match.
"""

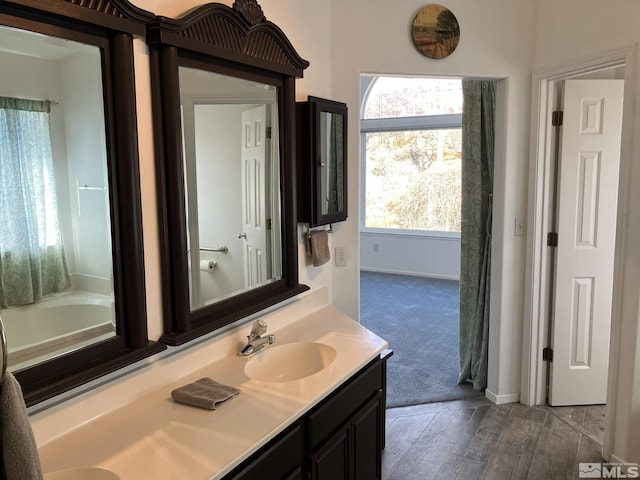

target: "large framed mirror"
[0,0,165,406]
[147,0,309,345]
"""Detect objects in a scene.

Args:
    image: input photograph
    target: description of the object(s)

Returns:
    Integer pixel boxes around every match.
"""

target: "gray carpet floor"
[360,271,483,408]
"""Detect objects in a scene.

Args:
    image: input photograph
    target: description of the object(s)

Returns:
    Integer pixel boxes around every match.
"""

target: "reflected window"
[361,76,462,234]
[0,97,70,307]
[0,25,116,373]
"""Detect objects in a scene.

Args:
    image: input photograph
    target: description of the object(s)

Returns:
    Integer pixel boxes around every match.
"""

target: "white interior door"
[549,79,624,406]
[241,105,269,288]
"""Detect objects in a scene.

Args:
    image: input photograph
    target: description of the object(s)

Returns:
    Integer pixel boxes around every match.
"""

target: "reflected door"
[241,105,270,288]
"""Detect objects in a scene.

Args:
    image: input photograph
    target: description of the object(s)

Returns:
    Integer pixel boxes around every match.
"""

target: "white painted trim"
[522,45,635,460]
[603,45,636,463]
[360,267,459,281]
[485,389,519,405]
[360,229,460,240]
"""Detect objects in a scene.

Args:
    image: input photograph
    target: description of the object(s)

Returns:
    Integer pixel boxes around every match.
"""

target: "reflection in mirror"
[0,25,116,372]
[179,68,282,310]
[319,111,345,216]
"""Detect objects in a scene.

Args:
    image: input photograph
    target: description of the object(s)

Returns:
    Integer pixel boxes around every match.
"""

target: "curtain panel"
[0,97,70,308]
[458,80,496,391]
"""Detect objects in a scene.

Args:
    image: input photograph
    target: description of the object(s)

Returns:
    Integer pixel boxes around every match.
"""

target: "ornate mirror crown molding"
[147,1,309,77]
[5,0,154,33]
[233,0,265,25]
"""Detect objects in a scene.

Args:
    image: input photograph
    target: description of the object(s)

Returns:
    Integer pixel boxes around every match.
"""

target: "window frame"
[360,113,463,238]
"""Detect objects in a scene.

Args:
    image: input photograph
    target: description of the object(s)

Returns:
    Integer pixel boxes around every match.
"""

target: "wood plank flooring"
[383,397,606,480]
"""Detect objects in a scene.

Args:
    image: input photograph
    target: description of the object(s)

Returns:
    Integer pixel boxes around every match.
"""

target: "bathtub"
[1,291,116,371]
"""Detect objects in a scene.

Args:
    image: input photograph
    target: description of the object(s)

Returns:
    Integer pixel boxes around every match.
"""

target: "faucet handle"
[249,319,267,339]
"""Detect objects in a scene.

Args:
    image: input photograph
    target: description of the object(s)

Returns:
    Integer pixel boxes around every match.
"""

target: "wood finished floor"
[383,397,606,480]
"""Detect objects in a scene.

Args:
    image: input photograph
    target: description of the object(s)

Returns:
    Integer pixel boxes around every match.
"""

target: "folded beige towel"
[171,377,240,410]
[308,230,330,267]
[0,372,43,480]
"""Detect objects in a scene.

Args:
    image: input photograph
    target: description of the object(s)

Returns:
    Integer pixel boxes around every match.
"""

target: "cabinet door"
[309,425,350,480]
[296,96,348,227]
[229,424,303,480]
[352,393,383,480]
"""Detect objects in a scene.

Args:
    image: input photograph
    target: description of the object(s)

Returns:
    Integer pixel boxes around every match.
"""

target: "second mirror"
[180,68,283,311]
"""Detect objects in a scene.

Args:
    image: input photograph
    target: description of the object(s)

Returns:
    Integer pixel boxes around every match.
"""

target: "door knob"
[237,232,247,239]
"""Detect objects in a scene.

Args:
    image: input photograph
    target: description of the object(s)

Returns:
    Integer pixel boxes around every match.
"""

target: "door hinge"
[552,110,564,127]
[543,347,553,362]
[547,232,558,247]
[266,126,272,139]
[266,218,272,230]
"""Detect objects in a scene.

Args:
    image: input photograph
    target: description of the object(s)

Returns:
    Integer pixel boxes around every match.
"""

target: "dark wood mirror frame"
[147,0,310,346]
[1,0,166,406]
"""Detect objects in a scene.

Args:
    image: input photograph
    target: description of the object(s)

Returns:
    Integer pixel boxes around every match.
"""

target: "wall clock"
[412,4,460,59]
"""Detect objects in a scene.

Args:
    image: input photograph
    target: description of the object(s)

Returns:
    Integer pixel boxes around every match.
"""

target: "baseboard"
[485,389,520,405]
[360,267,459,281]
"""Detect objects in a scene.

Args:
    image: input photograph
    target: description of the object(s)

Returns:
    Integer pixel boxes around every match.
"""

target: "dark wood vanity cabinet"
[225,354,388,480]
[297,96,348,227]
[307,358,384,480]
[309,393,383,480]
[229,424,304,480]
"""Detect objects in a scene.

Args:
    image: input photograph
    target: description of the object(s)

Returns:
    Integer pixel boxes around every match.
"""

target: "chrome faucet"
[239,319,276,356]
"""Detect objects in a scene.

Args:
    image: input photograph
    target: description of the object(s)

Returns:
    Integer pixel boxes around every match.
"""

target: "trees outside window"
[362,77,462,234]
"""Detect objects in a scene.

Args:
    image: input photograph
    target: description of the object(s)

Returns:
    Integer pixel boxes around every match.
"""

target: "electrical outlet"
[335,247,347,267]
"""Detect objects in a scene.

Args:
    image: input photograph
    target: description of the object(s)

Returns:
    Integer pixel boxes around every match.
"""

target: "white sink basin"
[244,342,337,382]
[44,467,120,480]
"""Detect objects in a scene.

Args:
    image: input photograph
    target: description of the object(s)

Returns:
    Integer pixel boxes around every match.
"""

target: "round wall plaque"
[412,4,460,59]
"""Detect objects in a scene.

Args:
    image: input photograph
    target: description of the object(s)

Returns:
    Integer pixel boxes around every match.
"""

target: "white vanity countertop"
[36,291,388,480]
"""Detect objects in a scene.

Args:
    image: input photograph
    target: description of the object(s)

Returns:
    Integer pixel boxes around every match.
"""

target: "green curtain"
[0,97,71,308]
[458,80,496,391]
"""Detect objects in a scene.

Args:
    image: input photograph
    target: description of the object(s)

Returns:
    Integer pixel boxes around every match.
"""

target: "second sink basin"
[244,342,337,382]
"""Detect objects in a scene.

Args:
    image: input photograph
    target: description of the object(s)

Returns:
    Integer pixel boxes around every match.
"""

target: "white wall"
[531,0,640,464]
[361,233,460,280]
[193,104,246,300]
[60,51,112,293]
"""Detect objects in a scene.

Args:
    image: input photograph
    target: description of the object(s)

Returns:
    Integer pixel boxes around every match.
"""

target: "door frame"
[521,45,635,457]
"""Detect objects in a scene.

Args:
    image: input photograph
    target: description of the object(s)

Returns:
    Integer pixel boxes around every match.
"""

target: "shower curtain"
[458,80,496,391]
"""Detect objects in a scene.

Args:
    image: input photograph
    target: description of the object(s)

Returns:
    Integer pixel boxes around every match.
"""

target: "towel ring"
[0,315,6,384]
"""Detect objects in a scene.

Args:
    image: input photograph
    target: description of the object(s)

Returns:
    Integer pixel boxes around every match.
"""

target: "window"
[361,76,462,234]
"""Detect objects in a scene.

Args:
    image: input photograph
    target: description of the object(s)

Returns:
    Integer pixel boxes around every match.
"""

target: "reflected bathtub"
[1,291,115,370]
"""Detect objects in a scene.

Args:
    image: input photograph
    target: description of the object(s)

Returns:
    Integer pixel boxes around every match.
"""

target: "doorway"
[523,48,632,457]
[358,75,487,407]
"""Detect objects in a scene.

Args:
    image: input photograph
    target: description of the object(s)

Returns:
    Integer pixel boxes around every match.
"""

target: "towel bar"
[201,246,228,254]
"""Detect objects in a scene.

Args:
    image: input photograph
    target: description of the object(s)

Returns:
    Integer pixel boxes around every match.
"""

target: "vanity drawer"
[307,358,382,449]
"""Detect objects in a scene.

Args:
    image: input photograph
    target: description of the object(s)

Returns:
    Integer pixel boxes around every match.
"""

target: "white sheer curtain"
[0,97,70,308]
